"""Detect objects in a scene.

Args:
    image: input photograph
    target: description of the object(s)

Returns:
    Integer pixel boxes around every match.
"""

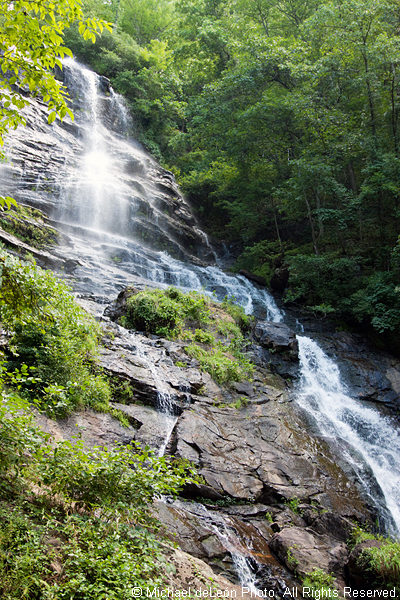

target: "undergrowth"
[122,287,254,384]
[0,392,198,598]
[350,526,400,589]
[0,248,112,417]
[302,569,337,595]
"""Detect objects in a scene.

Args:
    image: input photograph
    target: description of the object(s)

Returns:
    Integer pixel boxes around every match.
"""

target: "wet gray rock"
[33,408,135,448]
[325,332,400,411]
[270,527,348,578]
[155,500,227,561]
[0,68,215,267]
[254,322,299,379]
[254,321,299,357]
[98,321,210,413]
[174,394,368,523]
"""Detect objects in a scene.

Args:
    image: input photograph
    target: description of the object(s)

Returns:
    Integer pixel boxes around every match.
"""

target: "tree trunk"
[305,195,319,255]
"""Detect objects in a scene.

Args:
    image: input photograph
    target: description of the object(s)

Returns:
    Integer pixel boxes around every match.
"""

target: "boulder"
[269,527,348,578]
[174,397,369,523]
[254,321,299,358]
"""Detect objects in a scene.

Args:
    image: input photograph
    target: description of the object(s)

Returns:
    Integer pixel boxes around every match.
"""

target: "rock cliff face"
[0,63,214,269]
[33,298,374,595]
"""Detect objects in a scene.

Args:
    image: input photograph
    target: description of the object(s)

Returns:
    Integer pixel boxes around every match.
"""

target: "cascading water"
[165,499,261,593]
[2,57,400,588]
[38,59,283,322]
[296,336,400,535]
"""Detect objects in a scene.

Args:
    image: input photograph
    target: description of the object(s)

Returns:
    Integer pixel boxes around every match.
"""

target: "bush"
[0,391,199,598]
[186,343,253,384]
[0,249,111,416]
[302,569,337,595]
[125,286,211,337]
[351,527,400,589]
[124,287,254,384]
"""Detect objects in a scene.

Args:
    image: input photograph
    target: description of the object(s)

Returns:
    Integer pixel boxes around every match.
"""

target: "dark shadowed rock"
[270,527,348,578]
[270,267,289,293]
[320,331,400,411]
[239,270,267,286]
[254,321,299,358]
[254,321,299,378]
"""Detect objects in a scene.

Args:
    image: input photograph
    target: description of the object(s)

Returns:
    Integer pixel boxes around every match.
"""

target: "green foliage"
[285,497,301,514]
[285,255,361,311]
[350,525,380,547]
[0,249,111,417]
[359,541,400,588]
[124,287,254,384]
[286,547,299,572]
[265,512,273,523]
[221,297,254,332]
[235,241,284,285]
[0,0,111,193]
[302,569,337,595]
[0,391,198,598]
[349,272,400,334]
[228,396,249,410]
[64,0,400,344]
[350,528,400,589]
[186,343,253,384]
[125,286,211,337]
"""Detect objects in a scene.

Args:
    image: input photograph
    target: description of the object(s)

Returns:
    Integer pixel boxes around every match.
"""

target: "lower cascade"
[1,57,400,592]
[297,336,400,535]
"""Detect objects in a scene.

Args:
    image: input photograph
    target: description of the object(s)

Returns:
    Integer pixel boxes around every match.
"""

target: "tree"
[0,0,111,206]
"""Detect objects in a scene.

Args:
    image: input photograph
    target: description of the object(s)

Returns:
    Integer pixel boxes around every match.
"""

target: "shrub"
[0,249,111,417]
[0,391,199,598]
[351,528,400,589]
[186,343,253,384]
[302,569,337,595]
[125,286,211,337]
[124,287,254,384]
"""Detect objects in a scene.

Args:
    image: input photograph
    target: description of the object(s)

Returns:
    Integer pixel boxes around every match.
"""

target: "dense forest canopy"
[64,0,400,348]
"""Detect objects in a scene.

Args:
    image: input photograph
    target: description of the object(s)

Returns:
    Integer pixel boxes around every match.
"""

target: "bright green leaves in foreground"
[0,393,197,599]
[0,0,111,175]
[123,286,254,384]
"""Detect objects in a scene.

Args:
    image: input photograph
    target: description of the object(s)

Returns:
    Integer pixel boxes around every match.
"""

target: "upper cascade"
[0,58,282,319]
[0,58,214,266]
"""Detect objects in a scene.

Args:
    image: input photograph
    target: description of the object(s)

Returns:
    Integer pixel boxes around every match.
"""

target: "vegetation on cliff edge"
[122,286,254,384]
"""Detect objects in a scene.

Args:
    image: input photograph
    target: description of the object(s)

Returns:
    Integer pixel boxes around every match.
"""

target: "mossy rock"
[113,286,255,385]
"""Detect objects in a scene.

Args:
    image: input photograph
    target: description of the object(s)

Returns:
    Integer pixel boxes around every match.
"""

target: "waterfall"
[167,500,262,593]
[2,57,400,588]
[296,336,400,535]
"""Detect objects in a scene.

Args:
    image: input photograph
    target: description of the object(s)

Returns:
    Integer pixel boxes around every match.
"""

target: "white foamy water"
[297,336,400,535]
